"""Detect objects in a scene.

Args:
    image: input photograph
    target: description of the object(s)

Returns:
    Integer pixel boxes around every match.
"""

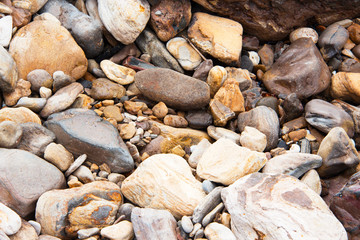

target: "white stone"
[248,51,260,66]
[240,126,267,152]
[100,60,135,85]
[78,227,100,239]
[0,16,12,47]
[221,173,348,240]
[207,126,241,144]
[181,216,193,234]
[197,138,267,185]
[39,87,52,99]
[289,27,319,43]
[28,220,41,235]
[204,222,236,240]
[100,220,133,240]
[301,169,322,195]
[0,202,21,235]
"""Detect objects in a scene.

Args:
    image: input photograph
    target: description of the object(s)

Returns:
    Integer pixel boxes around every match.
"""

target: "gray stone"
[44,109,134,173]
[318,24,349,59]
[0,45,17,93]
[77,227,99,239]
[202,202,224,227]
[28,220,41,236]
[52,71,75,92]
[64,154,87,177]
[181,216,193,234]
[204,222,236,240]
[189,139,211,168]
[15,97,47,112]
[26,69,53,92]
[117,203,135,222]
[202,180,218,194]
[73,166,95,183]
[192,187,223,224]
[0,121,22,148]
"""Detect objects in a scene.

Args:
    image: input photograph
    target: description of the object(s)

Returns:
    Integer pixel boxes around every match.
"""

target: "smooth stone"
[248,51,260,66]
[202,180,217,194]
[222,173,348,240]
[39,87,52,99]
[88,78,126,100]
[123,101,148,115]
[0,148,65,218]
[207,126,240,144]
[136,28,184,73]
[181,216,193,234]
[52,71,75,92]
[100,60,135,85]
[0,121,22,148]
[0,107,41,125]
[331,72,360,104]
[0,15,12,47]
[289,27,318,43]
[135,68,210,110]
[17,122,55,156]
[64,154,87,177]
[98,0,150,45]
[305,99,355,137]
[202,203,224,227]
[3,79,31,106]
[197,138,267,185]
[0,45,17,93]
[318,24,349,59]
[193,59,213,81]
[166,37,202,71]
[163,115,188,128]
[15,97,47,112]
[100,220,133,240]
[44,143,74,171]
[192,187,223,224]
[188,138,211,168]
[263,38,331,99]
[44,109,134,173]
[348,23,360,44]
[301,169,322,195]
[118,123,136,140]
[152,102,168,119]
[9,20,87,80]
[40,0,103,58]
[225,67,252,91]
[117,203,134,222]
[0,202,21,235]
[73,166,94,183]
[317,127,360,178]
[28,220,41,236]
[131,207,177,240]
[207,66,227,97]
[204,222,236,240]
[255,96,279,114]
[282,117,308,135]
[262,153,322,178]
[36,181,122,239]
[213,78,245,114]
[103,105,123,122]
[188,12,243,65]
[240,126,267,152]
[9,219,38,240]
[77,227,99,239]
[282,93,304,122]
[121,154,206,218]
[185,110,213,130]
[150,0,191,42]
[352,44,360,59]
[237,106,280,151]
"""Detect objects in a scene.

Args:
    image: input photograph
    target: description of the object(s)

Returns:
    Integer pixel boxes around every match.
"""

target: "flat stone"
[9,219,38,240]
[331,72,360,104]
[0,148,65,218]
[188,12,243,65]
[3,79,31,106]
[98,0,150,45]
[0,45,17,93]
[318,24,349,55]
[88,78,126,100]
[192,187,223,224]
[163,115,188,128]
[135,68,210,110]
[77,227,99,239]
[290,27,318,43]
[121,154,206,218]
[0,121,22,148]
[44,143,74,171]
[222,173,348,240]
[100,220,133,240]
[263,38,331,99]
[0,202,21,235]
[301,169,322,195]
[204,222,236,240]
[100,60,135,85]
[52,71,75,92]
[64,154,87,177]
[36,181,122,239]
[15,97,47,112]
[197,138,267,185]
[9,19,87,80]
[262,153,322,178]
[44,109,134,173]
[0,107,41,125]
[240,126,267,152]
[207,126,240,144]
[317,127,360,178]
[305,99,355,137]
[202,203,224,227]
[0,15,12,47]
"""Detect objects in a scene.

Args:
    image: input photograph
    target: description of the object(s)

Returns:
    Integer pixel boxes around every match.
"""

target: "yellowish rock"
[0,107,41,124]
[123,100,148,115]
[3,79,31,106]
[188,12,243,65]
[100,220,134,240]
[44,143,74,172]
[103,105,123,122]
[207,66,227,97]
[152,102,168,119]
[330,72,360,104]
[121,154,206,218]
[100,60,135,85]
[197,138,267,185]
[225,67,252,91]
[213,78,245,114]
[209,99,235,127]
[118,123,136,140]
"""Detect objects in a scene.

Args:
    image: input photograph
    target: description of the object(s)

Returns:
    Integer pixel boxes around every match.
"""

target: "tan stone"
[88,78,126,100]
[3,79,31,106]
[0,107,41,124]
[9,20,87,80]
[188,12,242,65]
[163,115,188,128]
[103,105,123,122]
[100,60,135,85]
[9,219,38,240]
[239,126,267,152]
[121,154,206,218]
[152,102,168,119]
[100,220,134,240]
[44,143,74,172]
[118,123,136,140]
[71,94,94,109]
[197,138,267,185]
[213,78,245,114]
[206,66,227,97]
[330,72,360,104]
[301,169,322,195]
[123,101,148,115]
[225,67,252,91]
[289,27,318,43]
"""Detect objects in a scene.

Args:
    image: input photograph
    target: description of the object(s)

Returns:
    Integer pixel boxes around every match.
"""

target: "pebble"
[348,23,360,44]
[64,154,87,177]
[258,44,274,68]
[0,121,22,148]
[204,222,236,240]
[240,126,267,152]
[209,99,235,127]
[0,45,17,93]
[213,78,245,114]
[207,66,227,97]
[118,203,134,222]
[107,173,125,184]
[188,138,211,168]
[152,101,168,119]
[289,27,318,43]
[88,78,126,100]
[318,23,349,59]
[301,169,322,195]
[44,143,74,171]
[0,202,21,235]
[39,87,52,99]
[181,216,193,234]
[0,15,12,47]
[15,97,47,112]
[207,126,240,144]
[192,187,223,224]
[52,71,75,92]
[103,105,123,122]
[100,60,135,85]
[0,106,41,125]
[163,115,188,128]
[77,227,100,239]
[193,59,213,81]
[100,220,133,240]
[185,110,213,130]
[118,123,136,140]
[226,67,252,91]
[248,51,260,66]
[202,202,224,227]
[11,219,38,240]
[189,223,202,238]
[202,180,217,194]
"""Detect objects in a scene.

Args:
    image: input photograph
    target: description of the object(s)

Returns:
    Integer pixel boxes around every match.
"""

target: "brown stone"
[0,45,18,93]
[118,123,136,140]
[209,99,235,127]
[3,79,31,106]
[348,23,360,44]
[225,67,252,91]
[281,117,308,135]
[2,0,31,28]
[124,101,148,115]
[339,58,360,73]
[331,72,360,104]
[163,115,188,128]
[150,0,191,42]
[263,38,331,99]
[258,44,274,68]
[87,78,126,100]
[352,44,360,59]
[288,129,307,142]
[103,105,123,122]
[152,102,168,119]
[213,78,245,115]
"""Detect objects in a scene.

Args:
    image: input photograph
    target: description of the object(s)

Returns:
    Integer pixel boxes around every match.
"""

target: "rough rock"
[121,154,206,218]
[262,38,331,99]
[87,78,126,100]
[44,109,134,173]
[222,173,348,240]
[213,78,245,114]
[197,138,267,185]
[0,107,41,125]
[0,45,17,93]
[0,121,22,148]
[331,72,360,104]
[135,68,210,110]
[3,79,31,106]
[36,181,122,239]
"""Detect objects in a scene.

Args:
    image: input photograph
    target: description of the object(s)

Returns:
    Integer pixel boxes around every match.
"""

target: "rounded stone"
[103,105,123,122]
[185,110,213,130]
[289,27,318,43]
[44,143,74,172]
[240,126,267,152]
[163,115,188,128]
[352,44,360,59]
[100,220,134,240]
[26,69,53,92]
[318,23,349,51]
[0,107,41,125]
[88,78,126,100]
[181,216,193,234]
[100,60,135,85]
[0,121,22,148]
[0,202,21,235]
[152,102,168,119]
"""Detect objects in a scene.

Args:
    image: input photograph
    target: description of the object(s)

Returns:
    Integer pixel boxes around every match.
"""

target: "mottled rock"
[188,12,242,65]
[9,20,87,80]
[36,181,122,239]
[44,109,134,173]
[301,169,322,195]
[44,143,74,172]
[163,115,188,128]
[0,15,12,47]
[225,67,252,91]
[0,45,17,93]
[0,202,21,235]
[100,220,133,240]
[26,69,53,92]
[135,68,210,110]
[348,23,360,44]
[0,107,41,125]
[0,148,65,217]
[3,79,31,106]
[305,99,354,137]
[222,173,347,240]
[204,222,236,240]
[331,72,360,104]
[121,154,206,218]
[100,60,135,85]
[237,106,280,151]
[0,121,22,148]
[263,38,331,99]
[240,126,267,152]
[290,27,318,43]
[103,105,123,122]
[88,78,126,100]
[197,138,267,185]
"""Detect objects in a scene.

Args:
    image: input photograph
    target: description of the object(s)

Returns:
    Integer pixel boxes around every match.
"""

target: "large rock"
[36,181,122,239]
[9,19,87,80]
[44,109,134,173]
[331,72,360,104]
[222,173,348,240]
[40,0,103,58]
[193,0,360,41]
[188,12,243,65]
[135,68,210,110]
[0,148,65,218]
[197,138,267,185]
[121,154,206,219]
[0,45,17,93]
[98,0,150,45]
[262,38,331,99]
[237,106,279,151]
